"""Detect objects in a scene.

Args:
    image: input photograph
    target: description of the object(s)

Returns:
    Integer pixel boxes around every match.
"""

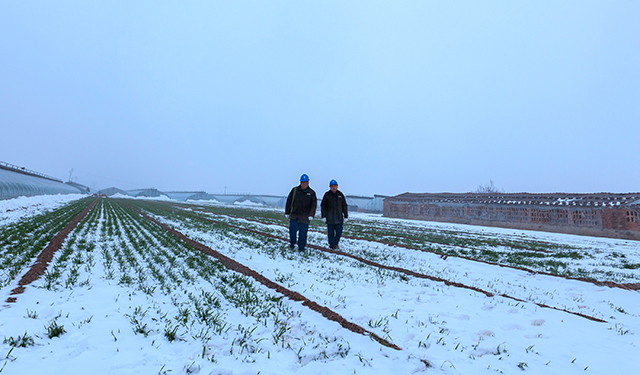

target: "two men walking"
[285,174,348,252]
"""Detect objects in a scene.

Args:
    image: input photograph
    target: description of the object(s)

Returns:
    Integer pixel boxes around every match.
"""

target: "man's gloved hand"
[285,214,289,219]
[321,217,326,223]
[343,217,348,222]
[308,216,313,221]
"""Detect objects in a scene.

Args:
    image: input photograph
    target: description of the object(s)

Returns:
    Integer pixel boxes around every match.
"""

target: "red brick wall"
[601,208,640,231]
[383,200,640,240]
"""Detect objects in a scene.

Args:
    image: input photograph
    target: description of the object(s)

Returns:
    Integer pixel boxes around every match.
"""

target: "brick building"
[383,192,640,240]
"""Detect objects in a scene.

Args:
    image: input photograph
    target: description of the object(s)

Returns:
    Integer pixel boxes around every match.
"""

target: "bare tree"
[474,180,503,194]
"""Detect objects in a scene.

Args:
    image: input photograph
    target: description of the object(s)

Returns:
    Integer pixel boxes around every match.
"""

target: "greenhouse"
[0,164,84,200]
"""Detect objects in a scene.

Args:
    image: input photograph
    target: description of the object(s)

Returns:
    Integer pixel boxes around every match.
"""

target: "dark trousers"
[289,219,309,250]
[327,223,343,249]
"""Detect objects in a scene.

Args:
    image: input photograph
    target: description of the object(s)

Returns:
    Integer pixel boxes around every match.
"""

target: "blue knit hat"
[300,174,310,182]
[329,179,338,186]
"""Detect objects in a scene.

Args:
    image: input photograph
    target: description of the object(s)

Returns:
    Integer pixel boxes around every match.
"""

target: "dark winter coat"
[321,190,348,225]
[285,185,317,224]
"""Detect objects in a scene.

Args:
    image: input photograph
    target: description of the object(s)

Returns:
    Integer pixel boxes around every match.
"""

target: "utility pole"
[68,168,74,182]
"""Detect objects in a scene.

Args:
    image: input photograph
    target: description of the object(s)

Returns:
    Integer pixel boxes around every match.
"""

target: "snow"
[0,194,85,226]
[234,200,265,207]
[110,193,131,199]
[188,199,220,204]
[0,194,638,375]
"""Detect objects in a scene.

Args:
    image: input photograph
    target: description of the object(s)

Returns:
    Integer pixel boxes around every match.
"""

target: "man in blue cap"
[320,179,348,249]
[285,174,317,252]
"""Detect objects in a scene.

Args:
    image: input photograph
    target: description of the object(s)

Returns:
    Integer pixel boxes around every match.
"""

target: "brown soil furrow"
[120,201,401,351]
[6,199,98,303]
[181,205,639,292]
[157,204,609,323]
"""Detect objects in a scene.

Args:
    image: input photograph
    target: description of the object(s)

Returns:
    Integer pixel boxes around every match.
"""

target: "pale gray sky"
[2,1,639,197]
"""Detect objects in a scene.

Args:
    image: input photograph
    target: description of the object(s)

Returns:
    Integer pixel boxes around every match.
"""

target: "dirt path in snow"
[6,198,98,303]
[141,203,610,323]
[180,205,640,292]
[120,201,404,353]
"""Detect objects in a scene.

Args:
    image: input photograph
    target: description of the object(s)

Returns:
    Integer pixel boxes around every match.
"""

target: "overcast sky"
[2,1,639,197]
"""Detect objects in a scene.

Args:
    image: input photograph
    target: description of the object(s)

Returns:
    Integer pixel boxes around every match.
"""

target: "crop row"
[164,201,640,283]
[128,201,625,320]
[124,199,623,372]
[5,197,636,373]
[0,197,95,288]
[33,199,356,364]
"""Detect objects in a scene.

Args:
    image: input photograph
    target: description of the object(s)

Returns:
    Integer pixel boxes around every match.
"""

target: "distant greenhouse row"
[4,160,640,240]
[97,187,387,213]
[0,162,87,200]
[0,161,386,213]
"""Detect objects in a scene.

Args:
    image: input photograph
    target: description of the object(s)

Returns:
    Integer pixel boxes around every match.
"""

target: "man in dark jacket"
[320,179,348,249]
[285,174,317,252]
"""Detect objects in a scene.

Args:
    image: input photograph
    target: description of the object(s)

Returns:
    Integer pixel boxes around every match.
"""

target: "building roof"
[385,192,640,208]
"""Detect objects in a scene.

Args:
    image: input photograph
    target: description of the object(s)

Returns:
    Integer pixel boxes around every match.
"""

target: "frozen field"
[1,195,638,375]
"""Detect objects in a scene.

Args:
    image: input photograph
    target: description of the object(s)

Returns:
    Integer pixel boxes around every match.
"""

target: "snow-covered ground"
[0,194,85,226]
[0,195,638,375]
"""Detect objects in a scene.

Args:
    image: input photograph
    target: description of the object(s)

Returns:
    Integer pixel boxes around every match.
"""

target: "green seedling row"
[155,201,640,283]
[127,199,614,368]
[34,199,355,364]
[0,197,94,288]
[7,197,635,373]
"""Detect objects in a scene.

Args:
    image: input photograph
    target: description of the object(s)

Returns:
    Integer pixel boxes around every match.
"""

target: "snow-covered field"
[0,195,638,375]
[0,194,85,227]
